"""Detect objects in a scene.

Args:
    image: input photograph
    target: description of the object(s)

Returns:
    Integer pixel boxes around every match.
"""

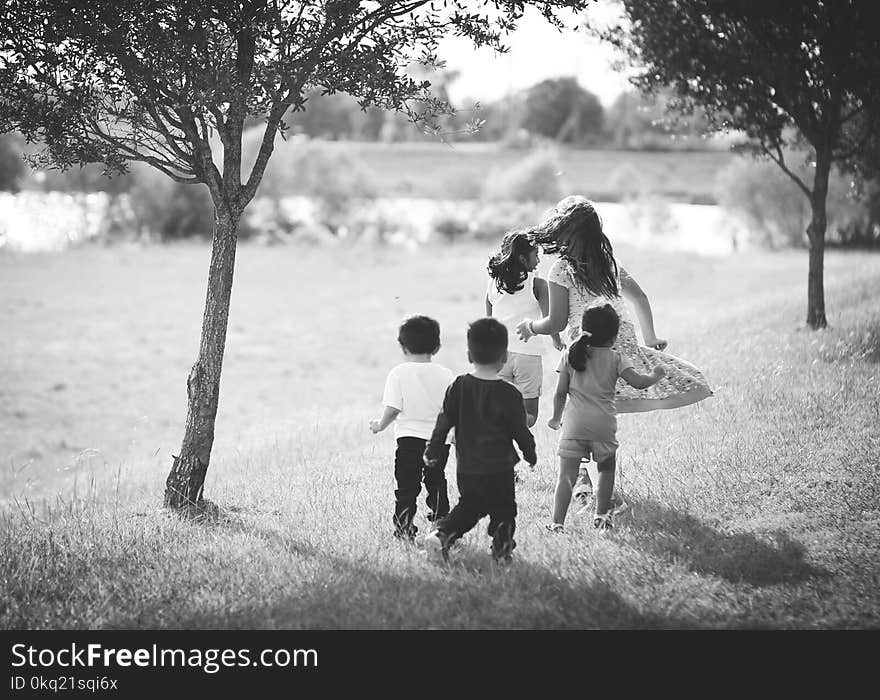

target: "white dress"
[547,258,712,413]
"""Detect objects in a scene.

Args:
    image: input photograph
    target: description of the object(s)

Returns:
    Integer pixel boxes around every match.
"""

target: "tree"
[0,134,24,191]
[521,77,604,144]
[605,89,711,150]
[0,0,591,512]
[602,0,880,328]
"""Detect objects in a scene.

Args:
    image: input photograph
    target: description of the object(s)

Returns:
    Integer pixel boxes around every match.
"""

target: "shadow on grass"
[159,515,695,629]
[621,498,831,587]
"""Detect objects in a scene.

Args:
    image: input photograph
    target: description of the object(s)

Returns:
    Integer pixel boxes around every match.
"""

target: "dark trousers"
[393,437,450,539]
[436,470,517,560]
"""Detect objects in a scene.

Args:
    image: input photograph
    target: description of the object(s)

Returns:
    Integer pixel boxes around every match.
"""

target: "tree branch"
[761,142,813,201]
[84,119,199,183]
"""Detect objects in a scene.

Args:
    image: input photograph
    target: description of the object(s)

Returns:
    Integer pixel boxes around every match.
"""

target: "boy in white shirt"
[370,316,455,541]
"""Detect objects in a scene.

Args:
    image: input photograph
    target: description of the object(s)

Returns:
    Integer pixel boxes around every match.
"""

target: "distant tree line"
[1,74,720,195]
[260,76,714,148]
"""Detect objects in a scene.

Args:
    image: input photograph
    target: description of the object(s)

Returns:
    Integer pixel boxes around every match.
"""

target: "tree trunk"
[165,208,240,511]
[805,149,831,330]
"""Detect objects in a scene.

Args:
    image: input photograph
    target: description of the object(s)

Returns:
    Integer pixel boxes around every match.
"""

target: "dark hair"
[531,195,619,298]
[398,315,441,355]
[467,317,508,365]
[568,304,620,371]
[487,230,536,294]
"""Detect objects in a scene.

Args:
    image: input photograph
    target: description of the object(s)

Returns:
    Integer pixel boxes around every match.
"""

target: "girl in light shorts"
[485,230,564,427]
[546,304,665,531]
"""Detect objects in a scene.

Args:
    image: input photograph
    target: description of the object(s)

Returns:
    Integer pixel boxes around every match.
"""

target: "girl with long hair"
[517,195,712,506]
[486,230,564,427]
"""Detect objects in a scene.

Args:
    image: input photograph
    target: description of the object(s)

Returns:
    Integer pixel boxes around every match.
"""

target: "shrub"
[126,165,215,240]
[482,149,566,203]
[125,165,258,241]
[716,156,880,249]
[258,139,376,234]
[0,135,25,193]
[625,193,680,237]
[441,170,483,201]
[715,158,809,249]
[432,211,471,242]
[471,201,548,241]
[826,178,880,248]
[606,161,649,200]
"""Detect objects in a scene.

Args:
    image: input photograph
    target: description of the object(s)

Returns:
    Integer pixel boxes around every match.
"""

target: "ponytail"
[569,303,620,371]
[568,335,592,372]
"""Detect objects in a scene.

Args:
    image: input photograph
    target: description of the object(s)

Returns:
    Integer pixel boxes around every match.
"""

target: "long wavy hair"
[531,195,619,298]
[487,230,536,295]
[568,304,620,372]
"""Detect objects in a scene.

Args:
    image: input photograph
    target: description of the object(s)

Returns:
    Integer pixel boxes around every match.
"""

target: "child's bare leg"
[523,397,538,428]
[594,456,617,516]
[552,457,581,524]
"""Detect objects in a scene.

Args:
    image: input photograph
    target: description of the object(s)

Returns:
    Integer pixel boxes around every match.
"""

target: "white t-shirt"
[486,273,544,356]
[382,362,455,440]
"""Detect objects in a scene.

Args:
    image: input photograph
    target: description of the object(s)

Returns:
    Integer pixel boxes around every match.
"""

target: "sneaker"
[544,523,565,534]
[593,513,614,530]
[423,530,449,564]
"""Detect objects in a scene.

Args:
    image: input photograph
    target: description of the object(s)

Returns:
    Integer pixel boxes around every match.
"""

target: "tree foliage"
[1,0,548,205]
[605,89,711,149]
[603,1,880,174]
[601,0,880,328]
[0,0,594,510]
[0,134,24,191]
[520,77,603,143]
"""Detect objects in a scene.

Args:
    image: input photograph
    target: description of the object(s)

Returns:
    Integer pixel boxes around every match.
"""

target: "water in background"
[0,192,746,256]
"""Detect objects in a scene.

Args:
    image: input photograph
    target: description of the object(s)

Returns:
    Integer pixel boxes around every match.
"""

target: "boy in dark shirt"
[423,317,537,564]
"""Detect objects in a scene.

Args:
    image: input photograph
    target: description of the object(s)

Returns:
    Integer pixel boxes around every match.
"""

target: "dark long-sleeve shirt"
[426,374,537,474]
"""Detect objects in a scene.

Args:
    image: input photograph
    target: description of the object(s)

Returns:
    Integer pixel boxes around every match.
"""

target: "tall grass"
[1,243,878,628]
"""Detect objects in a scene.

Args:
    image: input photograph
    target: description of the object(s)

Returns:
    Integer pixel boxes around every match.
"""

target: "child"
[370,315,455,541]
[422,318,537,564]
[516,195,712,515]
[486,230,564,427]
[546,304,665,531]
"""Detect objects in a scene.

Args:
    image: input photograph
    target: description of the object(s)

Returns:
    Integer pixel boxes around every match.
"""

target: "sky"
[438,2,634,108]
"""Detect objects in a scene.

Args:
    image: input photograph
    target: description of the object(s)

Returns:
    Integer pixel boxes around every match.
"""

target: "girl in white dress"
[516,196,712,504]
[486,231,564,427]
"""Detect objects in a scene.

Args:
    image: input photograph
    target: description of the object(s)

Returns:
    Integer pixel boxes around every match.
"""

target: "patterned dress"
[547,258,712,413]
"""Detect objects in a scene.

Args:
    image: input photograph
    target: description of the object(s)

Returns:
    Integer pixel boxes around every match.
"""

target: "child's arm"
[620,364,666,390]
[547,366,570,430]
[485,294,493,316]
[369,406,400,434]
[534,277,565,351]
[424,382,458,466]
[508,397,537,467]
[517,282,569,341]
[620,269,668,350]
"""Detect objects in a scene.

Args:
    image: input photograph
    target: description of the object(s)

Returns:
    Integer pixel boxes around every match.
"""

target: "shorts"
[557,438,617,465]
[498,351,543,400]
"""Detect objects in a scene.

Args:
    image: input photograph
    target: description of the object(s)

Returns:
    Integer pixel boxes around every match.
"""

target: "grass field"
[1,240,879,628]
